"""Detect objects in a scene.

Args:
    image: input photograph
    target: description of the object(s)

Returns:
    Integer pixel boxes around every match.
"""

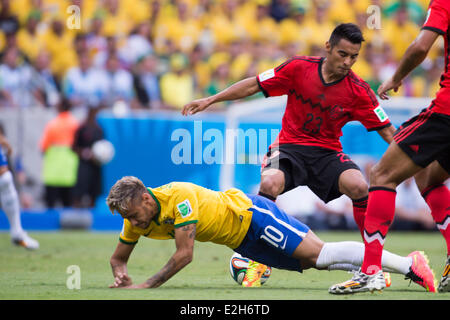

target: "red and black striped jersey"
[422,0,450,116]
[256,56,391,151]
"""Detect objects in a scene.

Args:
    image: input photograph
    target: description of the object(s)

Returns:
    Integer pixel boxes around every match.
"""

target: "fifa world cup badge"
[177,200,193,218]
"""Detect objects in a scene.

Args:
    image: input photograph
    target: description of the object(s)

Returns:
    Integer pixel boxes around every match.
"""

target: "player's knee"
[259,174,284,198]
[346,181,368,200]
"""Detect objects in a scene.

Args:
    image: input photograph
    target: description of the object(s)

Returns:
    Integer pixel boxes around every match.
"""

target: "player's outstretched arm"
[378,30,439,100]
[128,223,196,289]
[109,241,136,288]
[182,77,260,115]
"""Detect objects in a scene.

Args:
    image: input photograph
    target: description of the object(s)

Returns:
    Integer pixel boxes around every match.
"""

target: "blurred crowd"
[0,0,444,113]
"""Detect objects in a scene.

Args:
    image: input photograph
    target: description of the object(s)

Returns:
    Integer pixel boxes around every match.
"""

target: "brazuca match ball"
[92,139,115,165]
[229,252,272,285]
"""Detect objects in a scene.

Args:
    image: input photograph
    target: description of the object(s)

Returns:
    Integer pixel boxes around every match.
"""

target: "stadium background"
[0,0,445,232]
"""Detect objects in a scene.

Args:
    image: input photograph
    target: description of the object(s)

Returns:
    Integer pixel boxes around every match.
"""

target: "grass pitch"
[0,230,449,300]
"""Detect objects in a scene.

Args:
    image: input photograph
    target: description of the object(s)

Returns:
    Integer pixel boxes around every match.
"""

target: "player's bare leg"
[338,168,369,238]
[369,142,422,188]
[259,168,285,201]
[414,161,450,292]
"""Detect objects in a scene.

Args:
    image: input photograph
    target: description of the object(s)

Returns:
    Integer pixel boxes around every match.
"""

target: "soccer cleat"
[329,269,386,294]
[242,260,267,287]
[405,251,436,292]
[438,256,450,293]
[12,233,39,250]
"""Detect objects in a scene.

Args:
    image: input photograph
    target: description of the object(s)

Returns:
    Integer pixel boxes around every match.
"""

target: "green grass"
[0,230,449,300]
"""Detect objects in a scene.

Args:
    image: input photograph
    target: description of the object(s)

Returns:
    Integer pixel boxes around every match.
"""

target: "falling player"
[106,176,434,290]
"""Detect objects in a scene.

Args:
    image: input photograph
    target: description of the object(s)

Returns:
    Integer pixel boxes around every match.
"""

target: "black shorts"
[394,108,450,173]
[261,144,360,203]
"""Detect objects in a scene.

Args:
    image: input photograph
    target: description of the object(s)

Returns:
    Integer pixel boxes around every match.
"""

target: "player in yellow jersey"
[107,176,434,291]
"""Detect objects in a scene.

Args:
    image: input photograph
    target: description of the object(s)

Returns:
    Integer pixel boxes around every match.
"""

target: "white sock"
[0,171,24,239]
[316,241,412,275]
[327,263,359,272]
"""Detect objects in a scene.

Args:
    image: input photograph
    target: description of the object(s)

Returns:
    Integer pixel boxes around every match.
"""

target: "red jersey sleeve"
[422,0,449,35]
[256,57,300,97]
[352,84,391,132]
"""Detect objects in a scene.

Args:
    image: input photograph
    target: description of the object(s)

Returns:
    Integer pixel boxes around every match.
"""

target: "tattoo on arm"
[180,224,196,239]
[110,261,127,277]
[145,257,177,288]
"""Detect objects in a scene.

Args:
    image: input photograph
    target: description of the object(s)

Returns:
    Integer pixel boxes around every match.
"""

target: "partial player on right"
[331,0,449,294]
[0,124,38,250]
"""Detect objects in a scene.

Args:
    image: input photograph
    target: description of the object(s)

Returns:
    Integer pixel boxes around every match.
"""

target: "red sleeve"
[352,85,391,132]
[422,0,449,35]
[256,58,300,97]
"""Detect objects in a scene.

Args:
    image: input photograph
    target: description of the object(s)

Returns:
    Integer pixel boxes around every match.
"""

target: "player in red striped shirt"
[183,24,396,240]
[331,0,450,294]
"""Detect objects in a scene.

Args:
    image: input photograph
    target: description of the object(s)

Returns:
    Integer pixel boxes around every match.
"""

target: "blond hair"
[106,176,147,215]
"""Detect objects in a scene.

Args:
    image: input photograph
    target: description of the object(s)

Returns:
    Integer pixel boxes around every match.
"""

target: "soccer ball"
[92,139,115,164]
[229,252,272,285]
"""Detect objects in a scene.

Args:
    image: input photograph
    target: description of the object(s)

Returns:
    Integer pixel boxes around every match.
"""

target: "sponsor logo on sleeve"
[177,199,193,218]
[258,68,275,82]
[374,105,388,122]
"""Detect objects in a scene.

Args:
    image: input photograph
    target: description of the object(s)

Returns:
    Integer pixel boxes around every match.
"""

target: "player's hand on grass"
[109,273,133,288]
[120,283,150,289]
[377,77,402,100]
[182,98,211,115]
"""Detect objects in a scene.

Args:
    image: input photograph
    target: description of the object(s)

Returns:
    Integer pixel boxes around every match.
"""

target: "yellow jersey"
[119,182,253,249]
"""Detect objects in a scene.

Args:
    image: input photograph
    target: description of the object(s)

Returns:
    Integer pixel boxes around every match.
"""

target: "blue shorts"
[234,194,310,272]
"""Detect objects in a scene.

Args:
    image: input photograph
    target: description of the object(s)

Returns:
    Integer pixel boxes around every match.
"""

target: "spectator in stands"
[269,0,291,22]
[245,3,279,43]
[206,62,231,101]
[85,15,107,60]
[159,53,195,110]
[38,18,77,79]
[0,31,29,62]
[133,54,162,109]
[16,10,43,62]
[208,0,247,47]
[63,50,106,109]
[72,106,104,208]
[384,0,426,25]
[101,54,137,109]
[306,3,335,48]
[188,44,211,93]
[93,35,127,69]
[39,97,79,208]
[0,0,19,36]
[99,0,133,38]
[30,50,60,108]
[279,7,312,50]
[0,46,34,108]
[382,5,420,62]
[121,22,153,66]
